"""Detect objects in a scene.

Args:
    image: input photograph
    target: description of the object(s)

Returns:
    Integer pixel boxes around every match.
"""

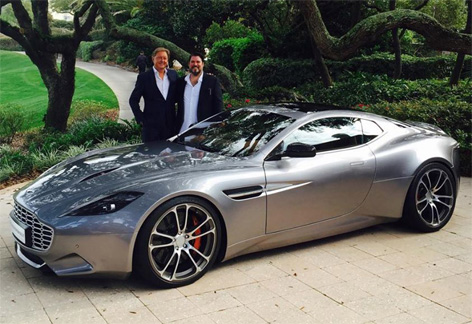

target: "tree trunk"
[450,0,471,87]
[1,0,98,132]
[41,54,76,132]
[308,33,332,88]
[392,28,402,78]
[390,0,402,79]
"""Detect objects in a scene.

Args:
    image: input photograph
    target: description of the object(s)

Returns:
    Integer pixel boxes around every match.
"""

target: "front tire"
[403,163,456,232]
[135,196,222,288]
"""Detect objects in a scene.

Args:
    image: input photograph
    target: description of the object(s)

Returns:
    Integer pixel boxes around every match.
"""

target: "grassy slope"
[0,51,118,130]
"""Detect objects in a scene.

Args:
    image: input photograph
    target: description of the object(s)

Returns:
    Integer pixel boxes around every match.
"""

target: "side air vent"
[223,186,264,200]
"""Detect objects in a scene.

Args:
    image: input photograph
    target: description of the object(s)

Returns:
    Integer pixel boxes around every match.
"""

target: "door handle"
[350,161,365,166]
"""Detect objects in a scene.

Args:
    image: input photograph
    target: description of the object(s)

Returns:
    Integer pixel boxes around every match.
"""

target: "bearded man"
[176,52,223,134]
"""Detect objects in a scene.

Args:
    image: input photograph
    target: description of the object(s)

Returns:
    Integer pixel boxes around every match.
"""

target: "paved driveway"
[1,179,471,324]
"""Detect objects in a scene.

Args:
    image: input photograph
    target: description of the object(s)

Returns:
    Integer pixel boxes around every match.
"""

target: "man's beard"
[190,67,200,76]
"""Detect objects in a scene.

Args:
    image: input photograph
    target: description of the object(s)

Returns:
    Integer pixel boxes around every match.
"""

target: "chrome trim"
[14,202,54,251]
[16,244,45,269]
[227,189,263,199]
[10,216,26,245]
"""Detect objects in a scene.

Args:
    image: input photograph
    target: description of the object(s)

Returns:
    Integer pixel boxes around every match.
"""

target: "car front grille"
[13,202,54,251]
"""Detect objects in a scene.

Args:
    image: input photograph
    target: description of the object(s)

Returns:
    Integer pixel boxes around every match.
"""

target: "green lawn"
[0,50,118,130]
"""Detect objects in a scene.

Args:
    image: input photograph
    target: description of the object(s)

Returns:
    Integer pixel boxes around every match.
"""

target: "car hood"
[14,141,242,214]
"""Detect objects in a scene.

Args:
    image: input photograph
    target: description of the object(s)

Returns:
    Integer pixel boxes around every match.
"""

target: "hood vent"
[79,167,119,183]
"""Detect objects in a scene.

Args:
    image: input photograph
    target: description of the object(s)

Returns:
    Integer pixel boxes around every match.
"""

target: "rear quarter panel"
[358,121,458,219]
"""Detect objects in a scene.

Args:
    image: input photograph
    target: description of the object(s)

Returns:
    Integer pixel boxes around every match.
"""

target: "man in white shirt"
[176,52,223,134]
[129,47,178,142]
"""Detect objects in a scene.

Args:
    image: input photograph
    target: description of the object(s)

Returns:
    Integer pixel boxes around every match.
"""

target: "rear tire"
[403,163,456,232]
[135,196,222,288]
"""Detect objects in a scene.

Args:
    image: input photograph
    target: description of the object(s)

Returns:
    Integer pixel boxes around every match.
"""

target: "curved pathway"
[75,60,138,121]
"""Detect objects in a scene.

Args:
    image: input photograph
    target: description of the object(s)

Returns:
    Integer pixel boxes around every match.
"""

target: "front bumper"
[10,207,134,279]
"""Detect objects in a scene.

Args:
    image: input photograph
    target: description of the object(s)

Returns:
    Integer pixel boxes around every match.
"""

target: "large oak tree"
[1,0,471,132]
[0,0,98,132]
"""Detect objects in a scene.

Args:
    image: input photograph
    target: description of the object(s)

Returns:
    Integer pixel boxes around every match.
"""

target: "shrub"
[0,107,25,144]
[1,117,142,184]
[295,75,471,107]
[245,86,306,102]
[204,20,253,46]
[210,33,266,73]
[243,58,317,90]
[244,55,472,90]
[69,100,112,123]
[0,37,23,51]
[26,116,141,153]
[0,146,33,182]
[210,40,235,71]
[331,53,471,80]
[77,41,103,61]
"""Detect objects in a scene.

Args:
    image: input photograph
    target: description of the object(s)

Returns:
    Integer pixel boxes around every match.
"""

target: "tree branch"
[31,0,50,36]
[414,0,430,11]
[73,1,98,41]
[73,0,94,38]
[10,0,33,33]
[296,0,472,60]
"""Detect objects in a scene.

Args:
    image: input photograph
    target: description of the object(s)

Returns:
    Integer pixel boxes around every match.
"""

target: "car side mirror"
[284,143,316,158]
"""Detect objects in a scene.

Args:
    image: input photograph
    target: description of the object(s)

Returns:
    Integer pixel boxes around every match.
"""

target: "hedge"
[0,37,23,51]
[294,74,471,106]
[209,33,266,73]
[243,54,472,90]
[77,41,104,62]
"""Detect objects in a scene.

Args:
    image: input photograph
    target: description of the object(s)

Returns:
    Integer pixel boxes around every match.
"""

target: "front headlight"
[67,192,144,216]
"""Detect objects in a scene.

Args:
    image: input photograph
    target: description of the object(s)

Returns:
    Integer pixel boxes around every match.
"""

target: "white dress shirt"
[153,66,169,100]
[179,73,203,133]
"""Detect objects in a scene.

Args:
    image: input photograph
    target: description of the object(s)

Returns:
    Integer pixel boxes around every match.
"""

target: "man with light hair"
[129,47,178,142]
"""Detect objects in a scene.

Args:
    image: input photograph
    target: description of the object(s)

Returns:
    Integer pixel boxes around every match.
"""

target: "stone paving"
[0,178,470,324]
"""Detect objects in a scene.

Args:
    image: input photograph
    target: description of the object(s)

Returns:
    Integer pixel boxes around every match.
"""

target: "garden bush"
[204,20,253,47]
[0,107,25,144]
[244,55,472,90]
[69,100,113,123]
[330,53,471,80]
[210,33,266,73]
[295,75,471,107]
[0,116,142,185]
[77,41,103,62]
[0,37,23,51]
[0,146,33,182]
[27,116,141,153]
[243,58,317,90]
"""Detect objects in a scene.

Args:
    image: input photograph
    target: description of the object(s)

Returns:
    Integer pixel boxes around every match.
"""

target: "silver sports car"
[10,103,460,288]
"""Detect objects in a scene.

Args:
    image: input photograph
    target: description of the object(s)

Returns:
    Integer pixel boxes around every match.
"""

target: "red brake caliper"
[192,215,202,251]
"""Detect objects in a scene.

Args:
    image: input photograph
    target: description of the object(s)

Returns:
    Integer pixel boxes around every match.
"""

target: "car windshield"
[174,109,294,157]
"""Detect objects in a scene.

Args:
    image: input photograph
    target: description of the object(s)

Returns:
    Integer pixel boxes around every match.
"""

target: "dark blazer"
[176,73,223,133]
[129,69,178,142]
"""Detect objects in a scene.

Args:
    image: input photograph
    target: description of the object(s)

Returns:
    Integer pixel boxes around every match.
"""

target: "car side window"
[361,119,383,143]
[282,117,363,153]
